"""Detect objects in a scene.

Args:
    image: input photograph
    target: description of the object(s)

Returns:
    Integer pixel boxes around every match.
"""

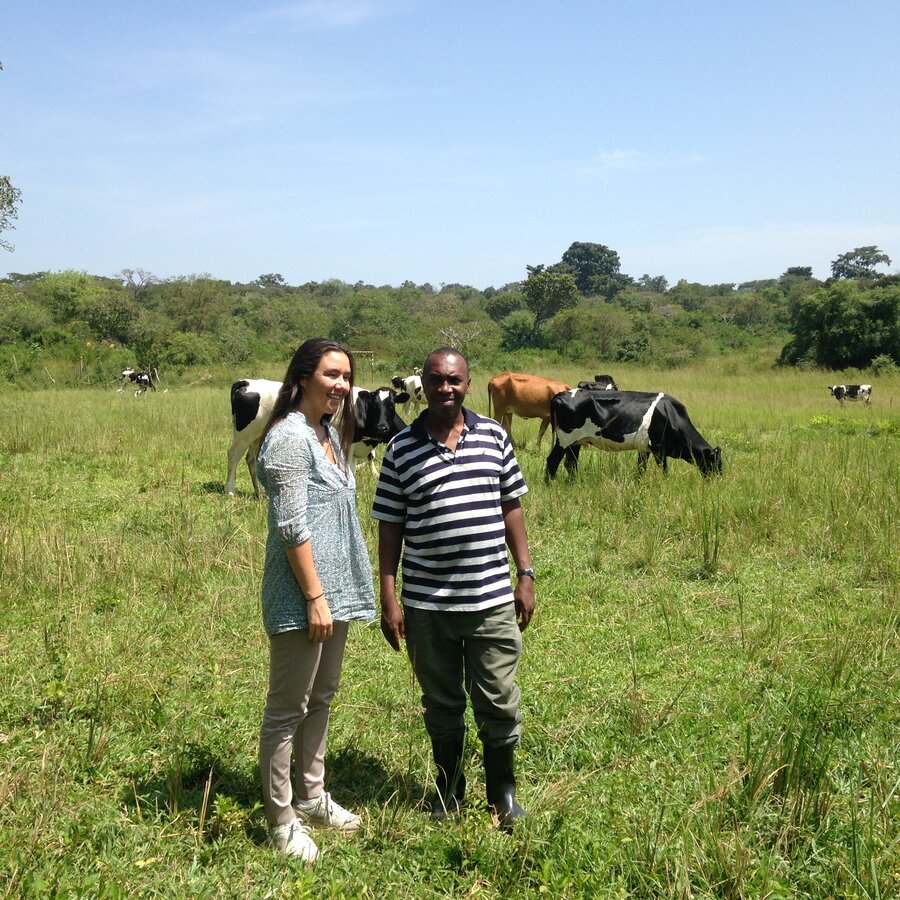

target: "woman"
[256,339,376,862]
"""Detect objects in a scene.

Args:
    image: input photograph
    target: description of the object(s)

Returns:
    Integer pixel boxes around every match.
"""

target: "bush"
[159,332,218,371]
[869,354,897,375]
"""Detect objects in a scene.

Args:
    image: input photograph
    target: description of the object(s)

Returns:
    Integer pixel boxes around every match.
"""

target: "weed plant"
[0,364,897,898]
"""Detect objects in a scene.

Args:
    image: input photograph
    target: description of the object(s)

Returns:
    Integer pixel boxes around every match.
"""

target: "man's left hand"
[514,578,535,632]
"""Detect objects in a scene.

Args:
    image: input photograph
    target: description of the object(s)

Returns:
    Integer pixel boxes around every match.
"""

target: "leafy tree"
[159,331,218,370]
[499,310,535,351]
[543,301,631,359]
[484,290,526,323]
[554,241,631,298]
[331,291,411,354]
[780,280,899,367]
[1,175,23,252]
[0,285,51,342]
[30,271,109,324]
[522,267,579,343]
[637,274,669,293]
[156,275,233,332]
[783,266,813,279]
[256,273,286,288]
[830,246,892,280]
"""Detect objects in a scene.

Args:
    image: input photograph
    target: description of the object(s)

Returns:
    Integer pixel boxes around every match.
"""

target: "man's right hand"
[380,599,405,651]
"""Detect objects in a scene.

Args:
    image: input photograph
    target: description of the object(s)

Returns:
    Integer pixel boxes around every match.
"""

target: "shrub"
[869,354,897,375]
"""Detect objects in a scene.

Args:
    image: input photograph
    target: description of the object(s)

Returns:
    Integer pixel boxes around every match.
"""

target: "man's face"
[422,352,470,417]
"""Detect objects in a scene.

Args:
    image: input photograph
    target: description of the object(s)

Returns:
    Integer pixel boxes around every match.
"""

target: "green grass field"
[1,361,897,898]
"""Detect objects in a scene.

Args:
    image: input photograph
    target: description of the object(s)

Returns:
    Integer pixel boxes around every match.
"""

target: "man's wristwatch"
[516,567,536,580]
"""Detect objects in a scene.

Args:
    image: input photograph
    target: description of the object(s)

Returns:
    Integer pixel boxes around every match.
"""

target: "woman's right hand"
[307,596,334,643]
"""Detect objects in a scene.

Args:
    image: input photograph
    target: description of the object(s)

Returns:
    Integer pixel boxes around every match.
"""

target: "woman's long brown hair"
[260,339,357,462]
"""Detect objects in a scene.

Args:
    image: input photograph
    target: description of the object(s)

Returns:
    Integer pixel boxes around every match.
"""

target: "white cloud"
[576,149,707,177]
[242,0,401,30]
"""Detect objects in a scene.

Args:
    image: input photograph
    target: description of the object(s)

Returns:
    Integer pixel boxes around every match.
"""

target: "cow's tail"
[487,383,493,420]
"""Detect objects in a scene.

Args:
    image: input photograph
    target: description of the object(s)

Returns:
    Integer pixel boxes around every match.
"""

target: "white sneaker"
[267,820,319,863]
[295,792,361,833]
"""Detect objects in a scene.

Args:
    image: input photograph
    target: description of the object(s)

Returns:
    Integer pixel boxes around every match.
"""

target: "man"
[372,347,535,830]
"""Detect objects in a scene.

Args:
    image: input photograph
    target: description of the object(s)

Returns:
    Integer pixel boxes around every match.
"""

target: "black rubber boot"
[483,743,526,832]
[430,735,466,821]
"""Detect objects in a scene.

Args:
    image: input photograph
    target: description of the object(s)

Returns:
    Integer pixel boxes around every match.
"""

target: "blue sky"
[3,0,898,288]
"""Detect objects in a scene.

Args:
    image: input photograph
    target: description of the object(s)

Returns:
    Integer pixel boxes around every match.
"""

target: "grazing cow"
[390,373,424,416]
[487,371,572,450]
[226,380,410,496]
[577,373,620,392]
[830,384,872,407]
[119,367,156,396]
[594,373,619,389]
[546,389,722,479]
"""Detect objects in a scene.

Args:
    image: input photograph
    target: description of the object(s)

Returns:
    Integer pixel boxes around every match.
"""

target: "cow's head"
[354,387,409,444]
[700,446,723,476]
[390,375,405,391]
[594,373,619,390]
[829,385,844,397]
[122,367,136,379]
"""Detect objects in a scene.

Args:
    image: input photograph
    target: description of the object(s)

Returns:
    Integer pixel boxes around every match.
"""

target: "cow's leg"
[536,417,549,450]
[247,439,264,498]
[651,448,669,473]
[545,441,565,480]
[500,412,514,445]
[226,435,246,495]
[563,445,580,474]
[368,449,378,477]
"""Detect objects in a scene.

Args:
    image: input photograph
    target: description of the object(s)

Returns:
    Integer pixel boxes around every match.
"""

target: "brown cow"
[487,371,571,449]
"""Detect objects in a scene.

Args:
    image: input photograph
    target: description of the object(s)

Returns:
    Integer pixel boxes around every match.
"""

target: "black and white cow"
[577,373,619,391]
[390,373,424,416]
[226,379,282,497]
[226,380,409,496]
[119,367,156,396]
[594,373,619,389]
[829,384,872,407]
[342,386,409,475]
[546,389,722,479]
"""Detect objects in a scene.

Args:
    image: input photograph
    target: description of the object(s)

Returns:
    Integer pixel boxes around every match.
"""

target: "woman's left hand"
[307,596,334,643]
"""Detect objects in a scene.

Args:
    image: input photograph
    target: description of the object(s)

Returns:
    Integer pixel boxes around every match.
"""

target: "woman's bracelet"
[306,592,325,602]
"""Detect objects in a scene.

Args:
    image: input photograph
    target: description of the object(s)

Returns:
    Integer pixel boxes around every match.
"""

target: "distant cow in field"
[830,384,872,407]
[546,389,722,479]
[226,380,410,496]
[119,367,156,396]
[577,373,620,391]
[390,373,424,416]
[487,371,572,450]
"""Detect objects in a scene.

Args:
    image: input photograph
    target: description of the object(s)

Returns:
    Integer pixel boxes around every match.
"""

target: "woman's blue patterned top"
[257,410,376,636]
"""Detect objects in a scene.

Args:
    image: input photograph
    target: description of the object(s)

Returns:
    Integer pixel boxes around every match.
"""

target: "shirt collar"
[410,407,479,440]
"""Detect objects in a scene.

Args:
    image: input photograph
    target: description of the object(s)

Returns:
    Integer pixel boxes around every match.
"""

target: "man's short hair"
[423,346,468,374]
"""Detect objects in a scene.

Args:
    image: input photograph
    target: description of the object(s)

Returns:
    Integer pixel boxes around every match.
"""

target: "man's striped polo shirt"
[372,407,528,612]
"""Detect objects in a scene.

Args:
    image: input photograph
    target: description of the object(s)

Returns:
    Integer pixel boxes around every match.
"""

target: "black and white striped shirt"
[372,408,528,612]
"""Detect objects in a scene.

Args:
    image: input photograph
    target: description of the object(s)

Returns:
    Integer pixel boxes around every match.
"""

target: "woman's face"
[299,350,352,422]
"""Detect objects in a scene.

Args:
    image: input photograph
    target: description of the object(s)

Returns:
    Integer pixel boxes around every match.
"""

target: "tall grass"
[0,366,897,897]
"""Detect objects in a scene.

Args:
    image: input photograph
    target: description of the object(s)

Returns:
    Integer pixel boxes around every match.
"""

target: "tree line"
[1,242,897,386]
